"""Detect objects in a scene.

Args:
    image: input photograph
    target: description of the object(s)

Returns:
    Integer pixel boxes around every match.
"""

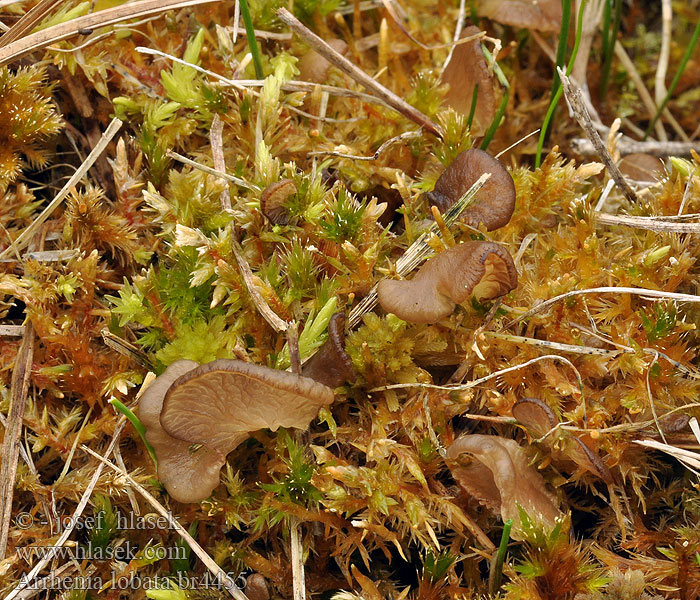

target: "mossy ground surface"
[1,1,700,599]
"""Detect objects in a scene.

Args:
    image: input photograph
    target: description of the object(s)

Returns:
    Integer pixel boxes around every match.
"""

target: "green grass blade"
[535,0,588,167]
[480,91,509,151]
[110,397,158,467]
[466,82,479,131]
[599,0,621,100]
[240,0,264,79]
[489,518,513,594]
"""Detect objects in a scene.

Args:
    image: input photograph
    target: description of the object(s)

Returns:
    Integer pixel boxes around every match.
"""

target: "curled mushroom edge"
[138,358,334,503]
[377,240,518,324]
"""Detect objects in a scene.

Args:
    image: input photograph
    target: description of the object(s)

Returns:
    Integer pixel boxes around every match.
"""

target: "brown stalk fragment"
[427,149,516,231]
[299,38,349,83]
[302,313,356,388]
[261,179,297,225]
[447,434,563,538]
[617,153,665,183]
[140,359,334,503]
[477,0,562,32]
[441,27,497,136]
[377,241,518,324]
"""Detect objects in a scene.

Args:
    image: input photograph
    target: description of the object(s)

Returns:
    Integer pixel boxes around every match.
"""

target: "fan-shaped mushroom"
[298,38,349,83]
[441,27,497,136]
[139,360,226,504]
[512,397,558,439]
[302,313,356,388]
[427,148,516,231]
[140,359,334,503]
[377,241,518,324]
[618,153,665,183]
[446,434,563,538]
[477,0,562,32]
[261,179,297,225]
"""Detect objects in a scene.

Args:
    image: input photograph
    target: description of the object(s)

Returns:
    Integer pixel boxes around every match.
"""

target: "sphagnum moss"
[1,2,700,599]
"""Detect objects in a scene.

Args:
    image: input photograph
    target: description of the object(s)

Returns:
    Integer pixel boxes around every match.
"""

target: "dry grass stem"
[572,136,700,157]
[593,212,700,233]
[0,118,123,259]
[558,68,638,203]
[276,8,444,138]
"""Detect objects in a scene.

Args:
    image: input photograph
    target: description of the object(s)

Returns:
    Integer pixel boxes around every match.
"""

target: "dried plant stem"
[347,173,490,328]
[0,322,34,559]
[290,517,306,600]
[655,0,672,109]
[167,150,259,191]
[0,0,60,48]
[593,212,700,233]
[0,0,218,66]
[505,286,700,329]
[0,117,123,259]
[210,114,232,210]
[276,8,444,138]
[558,68,637,203]
[6,421,126,600]
[309,130,421,160]
[80,446,249,600]
[572,136,700,157]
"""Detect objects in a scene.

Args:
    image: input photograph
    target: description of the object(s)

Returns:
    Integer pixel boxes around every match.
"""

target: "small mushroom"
[440,26,497,136]
[447,434,563,538]
[566,435,615,485]
[261,179,297,225]
[302,313,356,388]
[298,39,349,83]
[161,358,334,458]
[377,241,518,324]
[139,360,226,504]
[427,148,516,231]
[512,397,558,439]
[477,0,562,32]
[140,359,334,503]
[618,153,665,183]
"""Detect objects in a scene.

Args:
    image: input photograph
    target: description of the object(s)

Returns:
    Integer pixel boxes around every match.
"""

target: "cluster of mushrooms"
[377,148,518,324]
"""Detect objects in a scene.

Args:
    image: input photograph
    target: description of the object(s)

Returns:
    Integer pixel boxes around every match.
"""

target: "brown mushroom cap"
[302,313,356,388]
[441,27,497,136]
[160,359,334,455]
[298,39,349,83]
[447,434,563,537]
[477,0,562,32]
[427,148,516,231]
[377,241,518,324]
[261,179,297,225]
[512,397,558,439]
[618,153,665,183]
[139,360,226,504]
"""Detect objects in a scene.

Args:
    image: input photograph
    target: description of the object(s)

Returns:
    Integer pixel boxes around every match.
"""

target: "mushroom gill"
[160,359,334,456]
[298,38,349,83]
[427,148,516,231]
[446,434,563,538]
[476,0,562,32]
[377,241,518,324]
[139,359,334,503]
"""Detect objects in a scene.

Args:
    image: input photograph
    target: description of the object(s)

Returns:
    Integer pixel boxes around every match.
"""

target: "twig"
[210,114,232,210]
[593,212,700,233]
[439,0,466,77]
[6,421,126,600]
[0,0,59,48]
[0,118,123,259]
[678,175,694,216]
[290,517,306,600]
[558,67,637,203]
[0,322,34,559]
[572,136,700,157]
[0,0,219,66]
[309,130,421,160]
[167,150,259,191]
[504,286,700,329]
[276,8,444,138]
[80,446,249,600]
